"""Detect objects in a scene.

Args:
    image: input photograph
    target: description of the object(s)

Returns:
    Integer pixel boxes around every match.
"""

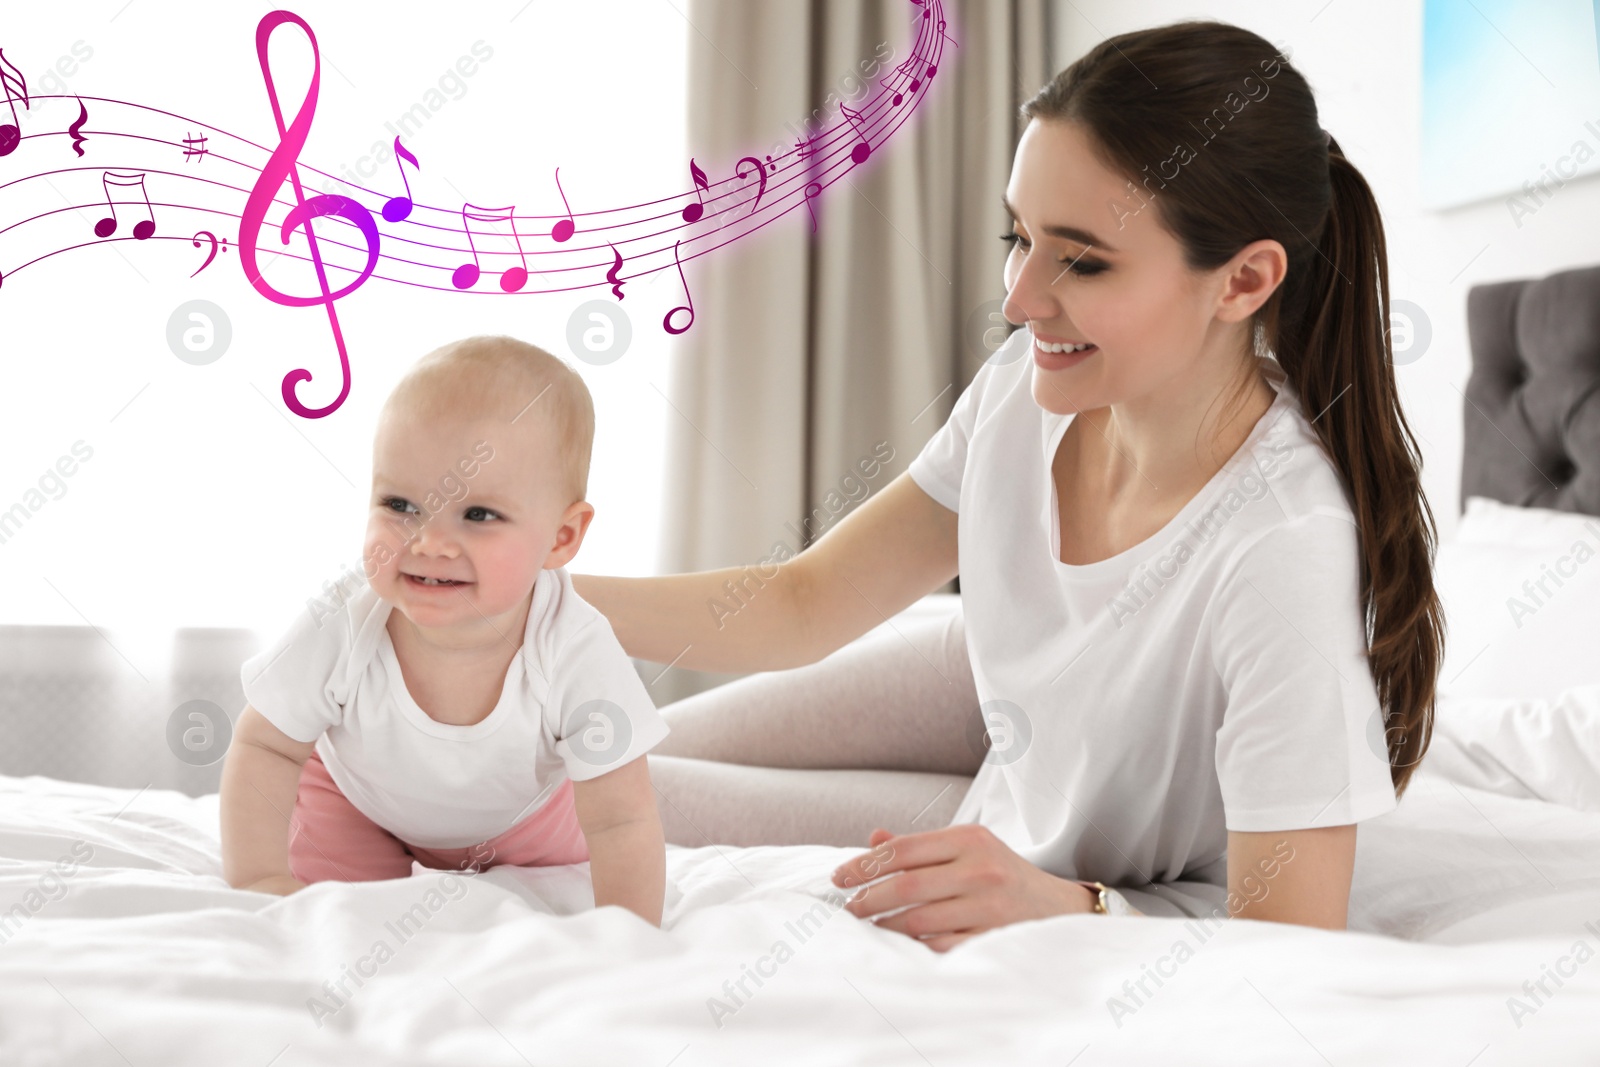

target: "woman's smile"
[1032,332,1098,370]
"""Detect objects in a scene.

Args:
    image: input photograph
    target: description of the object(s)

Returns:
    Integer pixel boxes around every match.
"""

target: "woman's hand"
[830,824,1097,952]
[242,874,308,896]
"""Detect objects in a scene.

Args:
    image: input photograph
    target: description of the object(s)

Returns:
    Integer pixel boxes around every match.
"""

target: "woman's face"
[1000,118,1252,418]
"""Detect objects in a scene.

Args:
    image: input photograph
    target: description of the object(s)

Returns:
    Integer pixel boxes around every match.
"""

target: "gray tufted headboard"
[1462,263,1600,516]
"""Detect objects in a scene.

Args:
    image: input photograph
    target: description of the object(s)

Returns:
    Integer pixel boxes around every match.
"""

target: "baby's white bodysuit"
[240,566,669,850]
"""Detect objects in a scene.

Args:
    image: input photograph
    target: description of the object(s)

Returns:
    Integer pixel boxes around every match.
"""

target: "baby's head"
[363,335,596,630]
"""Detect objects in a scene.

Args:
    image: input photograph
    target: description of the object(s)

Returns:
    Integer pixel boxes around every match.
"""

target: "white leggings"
[647,594,1233,920]
[649,595,981,848]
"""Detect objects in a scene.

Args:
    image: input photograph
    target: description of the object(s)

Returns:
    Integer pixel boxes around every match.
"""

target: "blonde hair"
[384,335,595,501]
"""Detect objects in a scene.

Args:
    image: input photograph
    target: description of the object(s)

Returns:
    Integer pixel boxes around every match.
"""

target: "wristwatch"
[1076,879,1135,917]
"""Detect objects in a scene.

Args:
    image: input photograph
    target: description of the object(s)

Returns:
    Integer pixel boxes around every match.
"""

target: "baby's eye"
[382,496,419,515]
[464,506,500,522]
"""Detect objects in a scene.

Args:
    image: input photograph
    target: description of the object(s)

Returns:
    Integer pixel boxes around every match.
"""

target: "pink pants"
[287,750,590,883]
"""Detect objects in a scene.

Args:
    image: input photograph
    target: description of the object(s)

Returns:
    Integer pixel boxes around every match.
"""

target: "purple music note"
[551,168,576,242]
[93,171,156,240]
[803,181,822,233]
[839,105,871,164]
[0,49,28,157]
[382,137,420,223]
[663,240,694,334]
[681,158,710,222]
[452,203,529,293]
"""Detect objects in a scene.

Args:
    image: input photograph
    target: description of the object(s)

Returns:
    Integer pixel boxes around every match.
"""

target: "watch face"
[1102,888,1134,917]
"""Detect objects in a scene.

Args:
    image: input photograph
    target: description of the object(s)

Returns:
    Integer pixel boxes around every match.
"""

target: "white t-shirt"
[239,566,670,849]
[908,326,1398,889]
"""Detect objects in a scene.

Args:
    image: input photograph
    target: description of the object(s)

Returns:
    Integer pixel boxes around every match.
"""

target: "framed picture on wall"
[1421,0,1600,214]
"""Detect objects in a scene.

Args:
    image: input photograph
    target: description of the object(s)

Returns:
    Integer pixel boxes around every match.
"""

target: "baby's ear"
[544,500,596,568]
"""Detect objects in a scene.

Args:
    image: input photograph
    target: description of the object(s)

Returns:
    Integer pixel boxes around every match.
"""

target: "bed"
[3,264,1600,1064]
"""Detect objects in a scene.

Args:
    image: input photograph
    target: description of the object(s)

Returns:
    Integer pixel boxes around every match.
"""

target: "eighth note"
[452,202,529,293]
[182,131,208,162]
[839,105,871,165]
[382,136,420,223]
[94,170,156,240]
[0,48,28,158]
[681,158,710,222]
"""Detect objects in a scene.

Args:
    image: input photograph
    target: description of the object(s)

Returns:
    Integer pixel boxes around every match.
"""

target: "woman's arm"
[1225,826,1354,928]
[572,471,958,674]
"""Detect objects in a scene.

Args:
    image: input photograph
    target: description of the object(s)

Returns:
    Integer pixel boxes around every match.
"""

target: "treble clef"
[238,10,380,420]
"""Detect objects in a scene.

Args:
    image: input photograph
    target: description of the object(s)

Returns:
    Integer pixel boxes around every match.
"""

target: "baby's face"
[363,405,582,635]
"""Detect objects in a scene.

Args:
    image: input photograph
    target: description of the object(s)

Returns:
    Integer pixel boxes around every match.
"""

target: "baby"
[220,336,670,926]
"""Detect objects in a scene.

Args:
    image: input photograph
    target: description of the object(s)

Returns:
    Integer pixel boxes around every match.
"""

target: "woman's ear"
[1215,238,1288,323]
[544,500,596,569]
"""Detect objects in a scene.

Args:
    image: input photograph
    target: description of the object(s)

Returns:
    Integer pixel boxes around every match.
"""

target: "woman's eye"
[999,232,1027,248]
[1063,259,1107,277]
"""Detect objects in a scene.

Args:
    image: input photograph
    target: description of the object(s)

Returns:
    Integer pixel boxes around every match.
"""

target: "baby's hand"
[242,874,309,896]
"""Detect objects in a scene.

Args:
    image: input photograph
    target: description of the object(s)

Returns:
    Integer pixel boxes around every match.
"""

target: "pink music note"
[803,181,822,233]
[551,168,576,242]
[93,170,156,240]
[663,240,694,334]
[839,105,871,165]
[452,203,529,293]
[795,136,815,164]
[0,50,29,157]
[382,137,420,223]
[680,158,710,222]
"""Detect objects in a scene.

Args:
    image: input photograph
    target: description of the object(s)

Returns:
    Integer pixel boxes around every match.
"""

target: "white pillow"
[1457,495,1600,550]
[1426,687,1600,812]
[1435,534,1600,701]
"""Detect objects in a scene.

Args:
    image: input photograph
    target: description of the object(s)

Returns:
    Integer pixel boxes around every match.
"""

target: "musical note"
[238,10,382,421]
[680,158,709,222]
[381,137,420,223]
[607,243,625,300]
[0,49,28,157]
[93,171,156,240]
[551,168,576,242]
[803,181,822,233]
[452,203,529,293]
[937,18,958,47]
[839,104,871,165]
[663,240,694,334]
[734,155,771,218]
[181,131,208,162]
[190,230,229,277]
[67,98,88,157]
[795,137,814,163]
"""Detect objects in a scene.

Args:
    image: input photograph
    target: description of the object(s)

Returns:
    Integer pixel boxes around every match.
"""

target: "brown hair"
[388,335,595,502]
[1022,21,1442,795]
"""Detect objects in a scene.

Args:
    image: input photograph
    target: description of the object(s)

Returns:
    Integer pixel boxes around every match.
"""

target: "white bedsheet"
[2,770,1599,1065]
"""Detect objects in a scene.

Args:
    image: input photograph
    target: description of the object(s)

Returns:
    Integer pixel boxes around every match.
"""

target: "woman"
[573,20,1442,950]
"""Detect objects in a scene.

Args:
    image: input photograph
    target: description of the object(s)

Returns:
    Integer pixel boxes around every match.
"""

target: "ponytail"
[1272,137,1443,795]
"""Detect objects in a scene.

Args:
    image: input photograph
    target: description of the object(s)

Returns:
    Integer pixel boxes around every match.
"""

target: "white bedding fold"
[3,772,1599,1065]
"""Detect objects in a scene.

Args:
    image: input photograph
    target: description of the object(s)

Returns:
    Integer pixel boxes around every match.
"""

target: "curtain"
[656,0,1054,702]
